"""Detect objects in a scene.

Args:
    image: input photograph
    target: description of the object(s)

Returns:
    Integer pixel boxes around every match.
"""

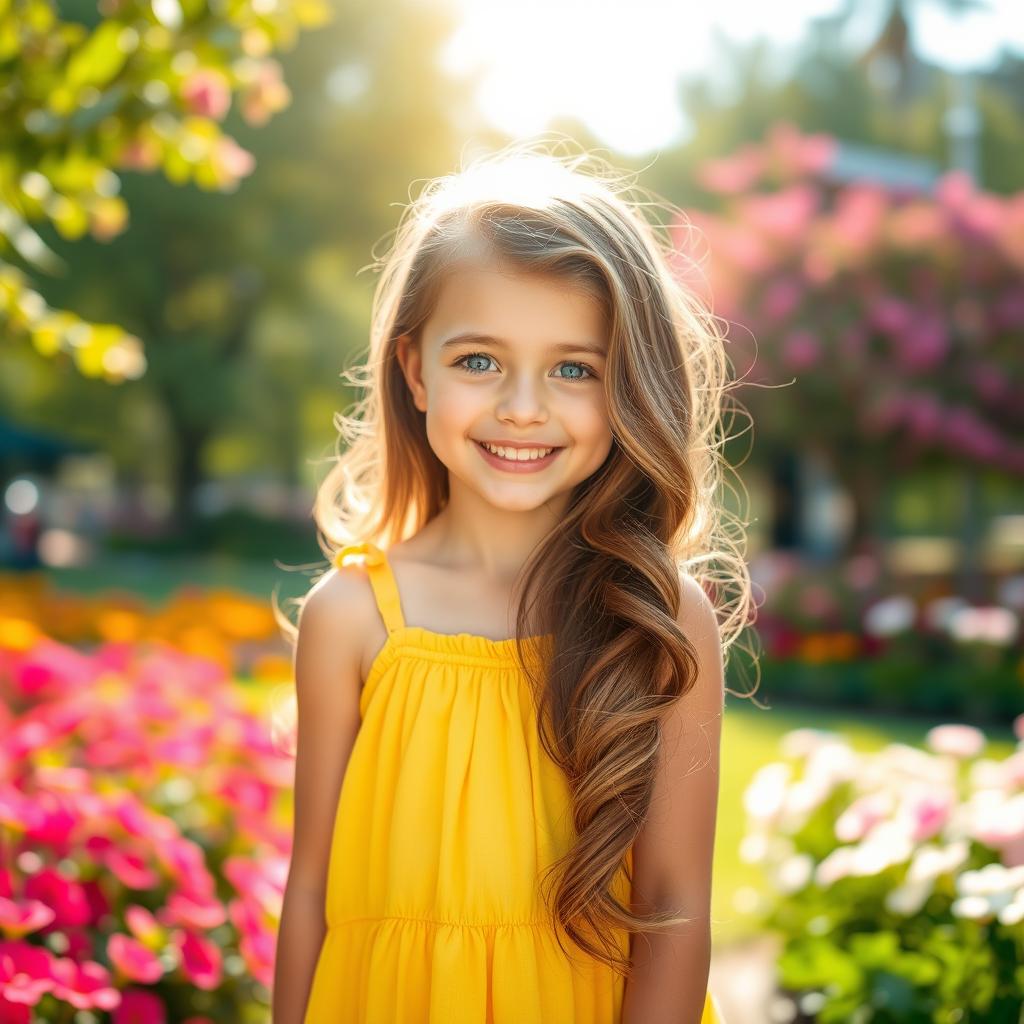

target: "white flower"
[969,758,1013,791]
[906,840,970,884]
[805,740,859,789]
[773,853,815,894]
[999,894,1024,926]
[886,879,933,916]
[875,743,957,786]
[816,846,856,887]
[739,832,794,866]
[849,820,915,876]
[957,862,1024,897]
[926,724,986,759]
[951,862,1024,922]
[949,606,1019,646]
[952,895,995,920]
[781,728,841,760]
[863,595,916,637]
[779,779,831,833]
[744,762,792,827]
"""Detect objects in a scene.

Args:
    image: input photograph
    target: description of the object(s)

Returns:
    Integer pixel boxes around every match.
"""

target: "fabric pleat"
[303,543,723,1023]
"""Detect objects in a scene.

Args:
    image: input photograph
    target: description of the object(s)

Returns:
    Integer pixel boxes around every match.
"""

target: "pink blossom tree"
[675,122,1023,549]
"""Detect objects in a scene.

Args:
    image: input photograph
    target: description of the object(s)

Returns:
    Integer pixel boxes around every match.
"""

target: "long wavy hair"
[275,137,759,977]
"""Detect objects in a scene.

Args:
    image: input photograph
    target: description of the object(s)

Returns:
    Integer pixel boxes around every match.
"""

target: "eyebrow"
[438,331,607,358]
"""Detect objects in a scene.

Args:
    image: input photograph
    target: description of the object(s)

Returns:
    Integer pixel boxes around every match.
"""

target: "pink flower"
[23,867,91,929]
[887,201,944,250]
[229,894,275,987]
[153,837,215,899]
[180,68,231,120]
[117,138,162,172]
[696,145,765,194]
[49,957,120,1012]
[163,891,226,931]
[833,183,887,256]
[906,790,952,842]
[943,408,1004,462]
[0,897,54,939]
[926,724,986,759]
[738,183,820,243]
[112,987,166,1024]
[781,329,820,371]
[105,847,160,891]
[216,767,273,816]
[760,277,803,323]
[897,316,949,372]
[1003,751,1024,789]
[108,933,164,984]
[210,137,256,186]
[870,296,913,335]
[0,940,55,1007]
[970,364,1010,404]
[903,393,943,444]
[240,59,291,126]
[767,122,836,176]
[124,905,163,947]
[172,929,223,990]
[993,288,1024,329]
[835,793,891,842]
[936,169,974,211]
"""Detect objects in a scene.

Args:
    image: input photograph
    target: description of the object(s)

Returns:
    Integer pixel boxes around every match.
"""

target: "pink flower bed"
[0,634,293,1022]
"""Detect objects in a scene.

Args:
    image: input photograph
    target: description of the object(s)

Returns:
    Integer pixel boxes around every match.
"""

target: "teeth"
[480,442,555,462]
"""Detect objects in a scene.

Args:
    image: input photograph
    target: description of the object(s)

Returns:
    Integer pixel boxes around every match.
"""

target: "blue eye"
[454,352,596,382]
[457,352,496,374]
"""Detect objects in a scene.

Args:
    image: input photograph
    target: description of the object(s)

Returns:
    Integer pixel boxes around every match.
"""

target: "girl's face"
[397,262,614,513]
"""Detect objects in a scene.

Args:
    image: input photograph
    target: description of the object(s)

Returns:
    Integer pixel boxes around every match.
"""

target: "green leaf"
[778,938,864,996]
[65,21,132,91]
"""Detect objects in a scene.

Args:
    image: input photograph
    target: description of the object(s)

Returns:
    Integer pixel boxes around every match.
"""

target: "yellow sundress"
[303,541,723,1023]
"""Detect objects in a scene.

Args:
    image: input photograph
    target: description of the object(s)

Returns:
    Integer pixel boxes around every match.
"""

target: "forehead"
[423,263,608,351]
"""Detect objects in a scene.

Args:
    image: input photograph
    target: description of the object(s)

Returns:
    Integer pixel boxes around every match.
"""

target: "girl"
[273,141,751,1024]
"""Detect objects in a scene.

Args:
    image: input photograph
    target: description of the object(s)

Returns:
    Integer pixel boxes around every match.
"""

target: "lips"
[473,439,564,471]
[473,440,561,450]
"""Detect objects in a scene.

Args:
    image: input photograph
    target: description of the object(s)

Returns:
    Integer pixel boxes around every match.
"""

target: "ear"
[395,332,428,413]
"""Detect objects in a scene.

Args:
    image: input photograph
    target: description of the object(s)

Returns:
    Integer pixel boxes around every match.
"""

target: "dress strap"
[333,541,406,635]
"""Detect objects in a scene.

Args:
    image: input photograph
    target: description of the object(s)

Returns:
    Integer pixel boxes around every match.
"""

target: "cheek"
[426,381,483,441]
[568,391,613,444]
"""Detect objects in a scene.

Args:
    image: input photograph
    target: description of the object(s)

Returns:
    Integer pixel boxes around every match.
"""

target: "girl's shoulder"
[306,555,388,686]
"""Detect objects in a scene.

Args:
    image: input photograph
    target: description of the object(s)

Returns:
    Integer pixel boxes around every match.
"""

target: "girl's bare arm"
[622,572,725,1024]
[272,566,372,1024]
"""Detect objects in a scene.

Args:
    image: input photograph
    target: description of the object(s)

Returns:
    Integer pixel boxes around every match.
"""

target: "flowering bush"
[676,122,1024,481]
[750,552,1024,719]
[741,718,1024,1021]
[0,626,294,1022]
[0,572,290,682]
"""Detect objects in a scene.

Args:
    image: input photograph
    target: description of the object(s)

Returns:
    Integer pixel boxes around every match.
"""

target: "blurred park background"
[2,0,1024,1021]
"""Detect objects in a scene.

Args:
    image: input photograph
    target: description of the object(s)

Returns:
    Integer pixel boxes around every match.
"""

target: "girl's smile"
[472,438,566,472]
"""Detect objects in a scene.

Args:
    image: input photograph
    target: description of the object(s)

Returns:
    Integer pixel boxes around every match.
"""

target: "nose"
[495,371,549,427]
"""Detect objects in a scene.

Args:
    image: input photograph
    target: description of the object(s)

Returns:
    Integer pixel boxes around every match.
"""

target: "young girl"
[273,141,751,1024]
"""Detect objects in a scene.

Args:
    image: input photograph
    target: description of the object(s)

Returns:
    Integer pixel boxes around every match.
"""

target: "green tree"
[0,0,328,381]
[5,0,466,534]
